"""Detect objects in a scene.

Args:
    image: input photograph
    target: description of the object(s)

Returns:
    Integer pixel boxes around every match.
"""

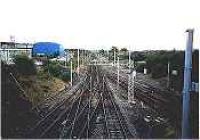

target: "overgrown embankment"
[1,62,38,138]
[1,55,68,138]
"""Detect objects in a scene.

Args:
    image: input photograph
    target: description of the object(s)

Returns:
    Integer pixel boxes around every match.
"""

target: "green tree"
[13,55,36,75]
[48,63,61,77]
[111,46,118,52]
[120,47,128,52]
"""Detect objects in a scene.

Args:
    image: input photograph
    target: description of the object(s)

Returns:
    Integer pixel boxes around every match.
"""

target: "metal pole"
[128,49,131,103]
[128,49,131,68]
[70,57,73,87]
[65,51,67,67]
[117,56,120,89]
[107,50,109,62]
[86,51,87,65]
[90,76,92,91]
[103,76,105,92]
[47,56,50,83]
[7,50,9,63]
[181,29,194,139]
[132,47,136,102]
[167,61,170,88]
[77,49,79,76]
[132,70,136,101]
[114,50,116,65]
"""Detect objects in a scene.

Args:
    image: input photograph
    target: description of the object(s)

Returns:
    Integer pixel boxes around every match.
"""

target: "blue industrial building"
[32,42,65,58]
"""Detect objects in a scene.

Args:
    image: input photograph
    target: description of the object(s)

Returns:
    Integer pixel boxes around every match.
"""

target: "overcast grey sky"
[0,0,199,50]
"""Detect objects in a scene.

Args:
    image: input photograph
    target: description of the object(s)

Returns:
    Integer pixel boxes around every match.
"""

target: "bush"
[60,72,71,82]
[13,55,36,75]
[151,63,167,78]
[45,61,71,82]
[48,63,61,77]
[136,63,146,73]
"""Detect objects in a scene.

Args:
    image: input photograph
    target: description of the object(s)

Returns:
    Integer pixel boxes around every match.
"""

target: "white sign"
[172,70,178,75]
[144,68,147,74]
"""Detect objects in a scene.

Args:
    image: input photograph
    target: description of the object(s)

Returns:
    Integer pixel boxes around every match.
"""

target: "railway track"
[59,88,90,139]
[60,65,100,139]
[33,73,88,117]
[29,88,85,138]
[108,73,169,110]
[28,65,135,138]
[89,65,133,139]
[59,65,134,139]
[28,74,90,138]
[104,67,180,120]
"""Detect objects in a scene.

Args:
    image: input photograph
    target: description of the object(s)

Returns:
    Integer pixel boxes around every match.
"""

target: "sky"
[0,0,199,50]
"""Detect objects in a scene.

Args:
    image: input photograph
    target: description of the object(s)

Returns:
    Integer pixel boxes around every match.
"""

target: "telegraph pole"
[181,29,194,138]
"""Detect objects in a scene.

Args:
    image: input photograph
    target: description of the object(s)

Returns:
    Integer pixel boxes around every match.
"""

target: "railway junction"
[1,30,198,139]
[27,62,179,139]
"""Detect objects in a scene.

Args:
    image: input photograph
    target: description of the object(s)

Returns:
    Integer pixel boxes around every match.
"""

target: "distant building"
[32,42,65,58]
[32,42,68,66]
[0,42,33,64]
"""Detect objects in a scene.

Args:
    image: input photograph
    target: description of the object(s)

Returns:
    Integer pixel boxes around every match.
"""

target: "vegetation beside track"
[1,56,70,138]
[11,55,67,106]
[1,62,38,138]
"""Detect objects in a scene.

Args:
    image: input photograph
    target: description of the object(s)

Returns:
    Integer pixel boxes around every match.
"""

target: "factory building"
[0,41,68,65]
[0,42,33,64]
